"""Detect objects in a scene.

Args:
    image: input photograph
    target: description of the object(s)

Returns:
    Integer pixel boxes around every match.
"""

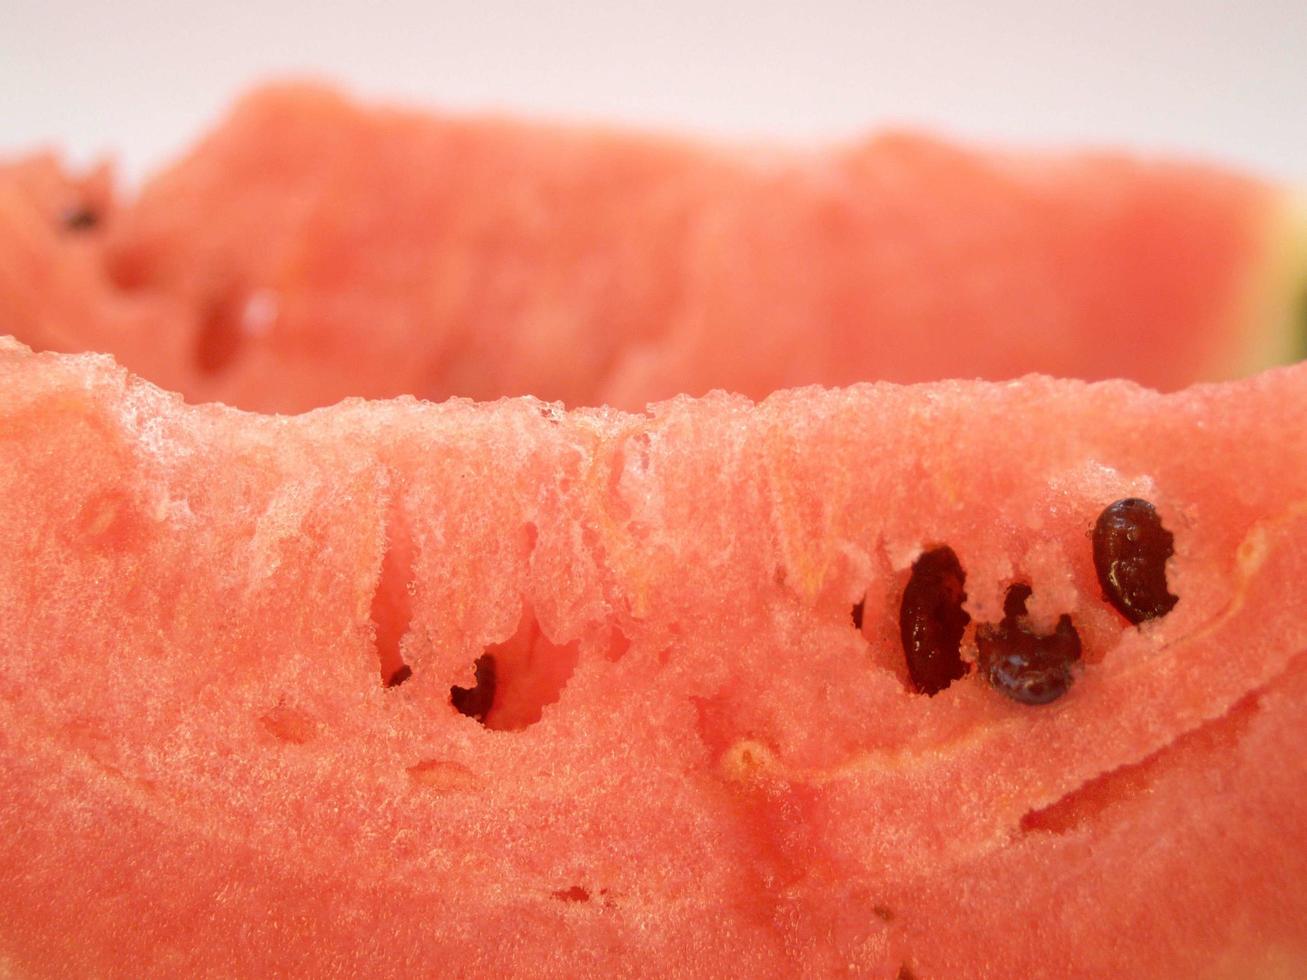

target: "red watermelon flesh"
[0,154,194,397]
[3,83,1304,413]
[2,336,1306,977]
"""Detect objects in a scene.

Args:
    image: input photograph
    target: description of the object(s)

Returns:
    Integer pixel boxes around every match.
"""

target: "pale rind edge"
[1236,188,1307,378]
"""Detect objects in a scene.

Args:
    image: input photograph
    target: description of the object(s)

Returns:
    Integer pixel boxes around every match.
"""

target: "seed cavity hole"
[451,605,580,730]
[260,704,317,745]
[371,505,416,689]
[406,759,479,792]
[75,490,142,552]
[451,653,498,723]
[551,885,590,903]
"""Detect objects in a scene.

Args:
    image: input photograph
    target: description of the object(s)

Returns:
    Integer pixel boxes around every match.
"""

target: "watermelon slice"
[4,86,1307,977]
[2,83,1305,412]
[2,335,1306,977]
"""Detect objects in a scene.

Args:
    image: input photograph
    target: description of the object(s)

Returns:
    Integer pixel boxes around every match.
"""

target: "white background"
[2,0,1305,183]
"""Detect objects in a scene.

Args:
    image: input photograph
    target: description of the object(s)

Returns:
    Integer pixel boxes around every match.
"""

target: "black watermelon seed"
[851,599,865,631]
[899,547,971,695]
[977,585,1081,706]
[1092,498,1178,624]
[60,204,99,232]
[450,653,497,723]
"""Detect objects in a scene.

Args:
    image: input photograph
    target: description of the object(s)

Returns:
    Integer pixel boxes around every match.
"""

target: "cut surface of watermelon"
[2,336,1306,977]
[4,84,1307,979]
[2,83,1305,413]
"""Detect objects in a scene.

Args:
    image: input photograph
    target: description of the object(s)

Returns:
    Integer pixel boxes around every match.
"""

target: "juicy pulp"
[1,338,1306,976]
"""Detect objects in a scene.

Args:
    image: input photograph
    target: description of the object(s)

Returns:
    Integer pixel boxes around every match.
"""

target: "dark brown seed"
[450,653,497,723]
[60,204,99,232]
[851,599,865,631]
[385,664,413,688]
[977,585,1081,705]
[899,547,971,695]
[1092,498,1178,624]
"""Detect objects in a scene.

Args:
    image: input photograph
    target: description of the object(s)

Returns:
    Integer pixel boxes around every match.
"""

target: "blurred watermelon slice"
[1,83,1304,412]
